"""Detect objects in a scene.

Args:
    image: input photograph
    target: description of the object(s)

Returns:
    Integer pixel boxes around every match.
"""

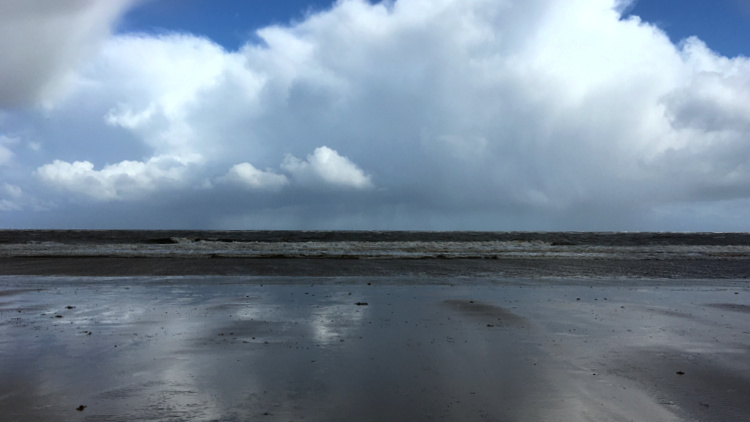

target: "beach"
[1,231,749,421]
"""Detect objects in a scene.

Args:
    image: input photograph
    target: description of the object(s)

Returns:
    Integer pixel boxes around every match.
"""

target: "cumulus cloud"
[221,163,289,191]
[281,146,373,189]
[0,0,137,107]
[36,156,197,201]
[4,0,750,229]
[98,33,254,159]
[664,39,750,133]
[220,146,372,191]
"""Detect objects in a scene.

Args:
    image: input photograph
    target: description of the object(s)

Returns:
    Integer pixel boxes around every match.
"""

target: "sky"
[2,0,750,231]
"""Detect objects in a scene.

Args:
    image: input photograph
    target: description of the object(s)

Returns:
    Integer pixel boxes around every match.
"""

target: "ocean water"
[1,230,750,260]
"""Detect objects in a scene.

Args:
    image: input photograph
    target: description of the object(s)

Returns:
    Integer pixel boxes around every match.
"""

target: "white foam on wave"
[2,239,750,259]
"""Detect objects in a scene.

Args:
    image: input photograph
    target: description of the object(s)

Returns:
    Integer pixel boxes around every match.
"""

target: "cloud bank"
[2,0,750,230]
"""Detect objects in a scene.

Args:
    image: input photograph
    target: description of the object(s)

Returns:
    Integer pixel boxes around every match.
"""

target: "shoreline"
[2,256,750,278]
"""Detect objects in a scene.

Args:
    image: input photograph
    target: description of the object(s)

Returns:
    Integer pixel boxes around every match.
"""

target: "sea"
[2,230,750,279]
[2,230,750,259]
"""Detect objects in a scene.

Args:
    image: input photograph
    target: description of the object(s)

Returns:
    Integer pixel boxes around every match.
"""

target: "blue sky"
[117,0,750,57]
[119,0,338,50]
[625,0,750,57]
[2,0,750,230]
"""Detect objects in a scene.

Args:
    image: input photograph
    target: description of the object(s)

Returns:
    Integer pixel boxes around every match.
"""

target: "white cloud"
[0,183,23,211]
[0,182,49,213]
[4,0,750,229]
[36,155,197,201]
[0,148,12,165]
[281,146,373,189]
[0,135,16,165]
[664,38,750,133]
[220,146,372,191]
[0,0,137,107]
[96,33,258,159]
[221,163,289,191]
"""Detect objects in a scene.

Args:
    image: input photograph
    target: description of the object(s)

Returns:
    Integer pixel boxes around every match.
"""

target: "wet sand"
[1,273,749,421]
[3,256,750,278]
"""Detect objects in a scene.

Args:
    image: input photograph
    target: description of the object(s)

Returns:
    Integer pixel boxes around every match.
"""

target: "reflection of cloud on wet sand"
[310,299,368,344]
[1,277,749,421]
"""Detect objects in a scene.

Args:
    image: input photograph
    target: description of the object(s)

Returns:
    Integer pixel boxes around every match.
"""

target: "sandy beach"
[1,231,749,421]
[1,271,749,421]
